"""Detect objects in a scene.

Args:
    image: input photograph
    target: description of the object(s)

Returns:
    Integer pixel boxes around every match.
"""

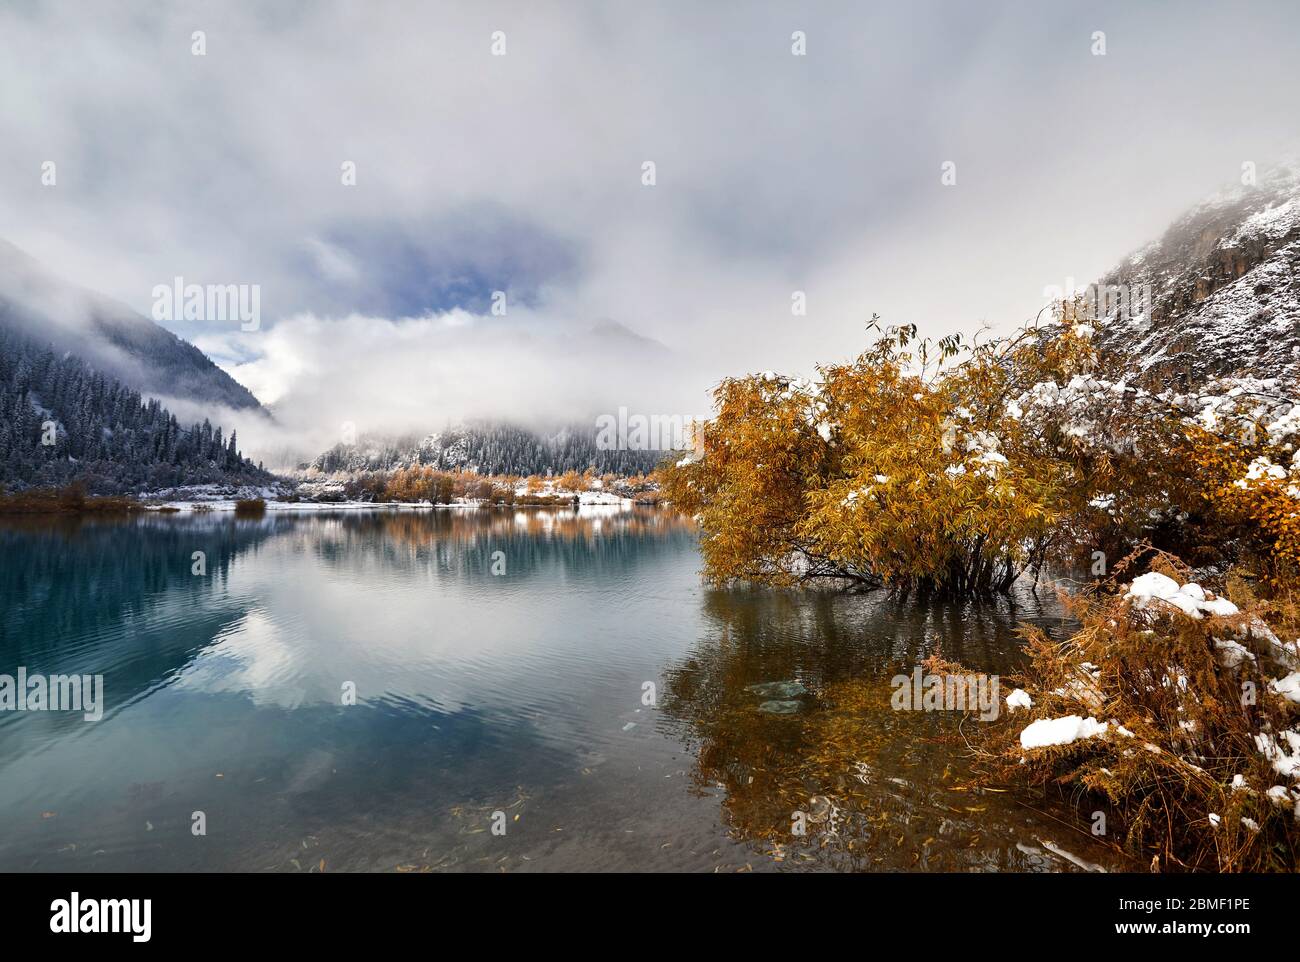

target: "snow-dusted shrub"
[1183,391,1300,584]
[661,317,1196,594]
[980,549,1300,872]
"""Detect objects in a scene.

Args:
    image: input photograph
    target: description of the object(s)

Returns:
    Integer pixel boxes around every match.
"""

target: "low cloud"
[197,310,710,469]
[3,0,1299,469]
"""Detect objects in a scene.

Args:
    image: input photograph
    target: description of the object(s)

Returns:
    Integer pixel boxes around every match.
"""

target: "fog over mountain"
[0,241,263,413]
[206,310,707,470]
[2,2,1299,471]
[0,237,706,470]
[1094,162,1300,387]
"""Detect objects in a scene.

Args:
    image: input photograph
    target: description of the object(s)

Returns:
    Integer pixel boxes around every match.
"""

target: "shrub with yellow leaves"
[663,316,1200,595]
[1185,422,1300,584]
[978,548,1300,872]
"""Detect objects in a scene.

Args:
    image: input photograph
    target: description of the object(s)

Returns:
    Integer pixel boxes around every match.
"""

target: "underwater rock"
[745,680,809,699]
[758,699,803,714]
[807,795,833,822]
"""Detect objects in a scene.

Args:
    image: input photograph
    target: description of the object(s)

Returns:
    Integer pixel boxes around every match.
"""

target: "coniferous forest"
[310,424,664,478]
[0,328,272,493]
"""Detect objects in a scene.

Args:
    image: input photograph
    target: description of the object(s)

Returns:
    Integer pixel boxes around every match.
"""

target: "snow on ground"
[140,479,640,513]
[147,499,472,513]
[1019,715,1109,749]
[146,496,638,514]
[1124,572,1240,618]
[1270,673,1300,704]
[1005,688,1032,711]
[575,490,629,505]
[141,482,284,502]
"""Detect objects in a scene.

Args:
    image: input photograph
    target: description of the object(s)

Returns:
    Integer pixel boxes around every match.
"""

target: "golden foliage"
[1185,426,1300,583]
[979,550,1300,872]
[662,318,1189,594]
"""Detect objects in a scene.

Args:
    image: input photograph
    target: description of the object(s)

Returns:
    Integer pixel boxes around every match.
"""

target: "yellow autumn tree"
[557,469,584,493]
[663,317,1199,594]
[1185,425,1300,583]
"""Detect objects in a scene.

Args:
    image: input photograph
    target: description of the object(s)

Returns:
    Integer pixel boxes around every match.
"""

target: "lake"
[0,507,1124,872]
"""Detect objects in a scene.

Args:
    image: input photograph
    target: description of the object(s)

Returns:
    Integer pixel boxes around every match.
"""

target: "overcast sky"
[2,0,1298,453]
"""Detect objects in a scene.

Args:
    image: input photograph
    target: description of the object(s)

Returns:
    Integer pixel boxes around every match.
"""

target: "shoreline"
[145,497,650,514]
[0,495,661,516]
[1,483,664,516]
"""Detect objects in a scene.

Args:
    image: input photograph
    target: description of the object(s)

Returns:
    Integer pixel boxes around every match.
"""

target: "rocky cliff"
[1093,163,1300,389]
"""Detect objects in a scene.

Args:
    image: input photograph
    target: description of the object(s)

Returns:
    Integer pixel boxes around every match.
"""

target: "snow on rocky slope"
[1093,163,1300,389]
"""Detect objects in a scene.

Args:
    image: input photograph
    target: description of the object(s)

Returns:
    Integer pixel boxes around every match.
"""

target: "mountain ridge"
[0,240,265,413]
[1092,162,1300,388]
[305,422,665,478]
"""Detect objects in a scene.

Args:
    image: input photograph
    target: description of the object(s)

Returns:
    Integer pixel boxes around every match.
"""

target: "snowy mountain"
[0,325,272,493]
[0,243,274,492]
[0,241,264,412]
[307,423,664,477]
[1093,163,1300,387]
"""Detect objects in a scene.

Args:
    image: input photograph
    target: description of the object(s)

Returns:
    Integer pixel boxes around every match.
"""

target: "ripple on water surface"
[0,509,1125,872]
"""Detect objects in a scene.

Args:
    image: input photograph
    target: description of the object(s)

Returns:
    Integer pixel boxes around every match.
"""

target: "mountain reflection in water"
[0,507,1123,871]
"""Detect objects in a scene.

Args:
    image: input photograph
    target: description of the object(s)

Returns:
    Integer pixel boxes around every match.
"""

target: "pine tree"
[0,327,273,493]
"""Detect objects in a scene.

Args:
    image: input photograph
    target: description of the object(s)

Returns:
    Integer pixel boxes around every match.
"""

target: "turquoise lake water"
[0,507,1123,872]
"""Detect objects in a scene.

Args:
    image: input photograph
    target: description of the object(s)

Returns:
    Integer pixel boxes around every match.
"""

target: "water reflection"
[0,514,278,730]
[0,508,720,872]
[659,586,1128,871]
[0,508,1121,871]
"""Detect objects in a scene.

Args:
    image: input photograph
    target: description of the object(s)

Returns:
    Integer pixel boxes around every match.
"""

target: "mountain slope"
[0,241,263,411]
[308,422,664,477]
[0,325,273,493]
[1093,164,1300,387]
